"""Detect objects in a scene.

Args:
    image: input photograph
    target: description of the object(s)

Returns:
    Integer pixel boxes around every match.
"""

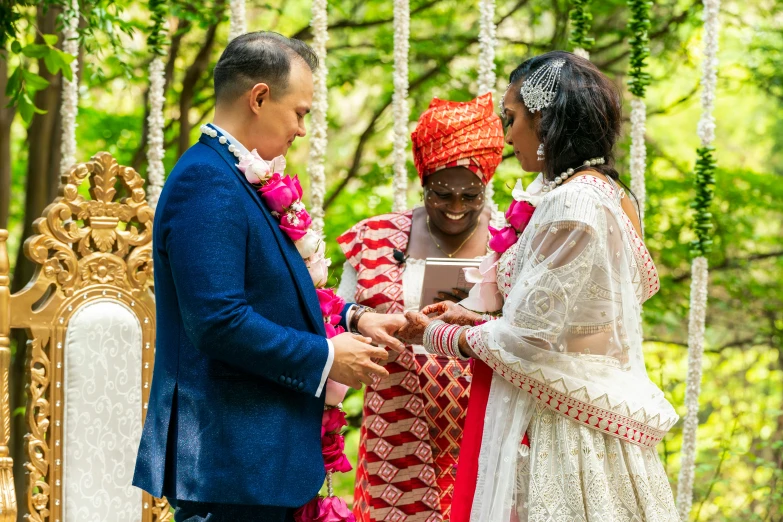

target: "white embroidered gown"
[463,175,680,522]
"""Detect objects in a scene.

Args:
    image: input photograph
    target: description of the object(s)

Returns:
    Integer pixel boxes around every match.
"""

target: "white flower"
[511,178,543,207]
[295,230,323,259]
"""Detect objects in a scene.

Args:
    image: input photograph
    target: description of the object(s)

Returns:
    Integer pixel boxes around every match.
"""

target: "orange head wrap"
[411,92,505,185]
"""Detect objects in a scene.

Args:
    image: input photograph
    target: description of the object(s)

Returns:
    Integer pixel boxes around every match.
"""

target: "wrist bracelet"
[350,305,374,334]
[423,320,471,359]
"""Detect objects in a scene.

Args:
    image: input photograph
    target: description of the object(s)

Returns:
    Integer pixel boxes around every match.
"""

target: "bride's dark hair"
[508,51,625,188]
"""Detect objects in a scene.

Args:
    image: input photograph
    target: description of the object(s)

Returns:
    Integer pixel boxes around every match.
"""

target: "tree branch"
[671,250,783,283]
[322,0,529,209]
[291,0,441,40]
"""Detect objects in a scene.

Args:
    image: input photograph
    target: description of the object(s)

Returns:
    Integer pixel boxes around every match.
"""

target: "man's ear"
[249,82,271,115]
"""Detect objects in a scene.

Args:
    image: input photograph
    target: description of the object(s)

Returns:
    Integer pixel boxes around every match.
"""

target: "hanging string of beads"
[145,0,169,209]
[569,0,594,60]
[627,0,652,222]
[229,0,247,42]
[59,0,80,176]
[391,0,410,212]
[477,0,501,223]
[676,0,720,518]
[308,0,329,234]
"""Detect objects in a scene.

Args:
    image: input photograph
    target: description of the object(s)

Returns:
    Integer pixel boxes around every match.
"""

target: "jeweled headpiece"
[520,58,566,113]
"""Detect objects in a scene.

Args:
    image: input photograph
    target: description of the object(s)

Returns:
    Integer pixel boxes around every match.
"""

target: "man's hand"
[421,301,482,326]
[329,332,390,389]
[396,311,431,346]
[357,312,406,353]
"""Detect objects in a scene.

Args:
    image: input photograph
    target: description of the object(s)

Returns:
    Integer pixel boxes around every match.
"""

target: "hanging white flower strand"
[59,0,80,176]
[145,0,169,210]
[477,0,501,222]
[146,56,166,209]
[676,0,721,518]
[391,0,410,212]
[229,0,247,42]
[628,0,653,222]
[308,0,328,234]
[629,97,647,220]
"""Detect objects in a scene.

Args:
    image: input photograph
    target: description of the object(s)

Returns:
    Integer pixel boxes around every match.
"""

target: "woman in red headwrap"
[336,93,505,522]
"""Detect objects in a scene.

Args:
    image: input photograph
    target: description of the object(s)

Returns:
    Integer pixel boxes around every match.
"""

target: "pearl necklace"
[541,157,605,193]
[200,125,244,159]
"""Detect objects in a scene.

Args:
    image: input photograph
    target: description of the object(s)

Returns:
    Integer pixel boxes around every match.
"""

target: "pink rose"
[322,433,353,473]
[324,323,345,339]
[325,379,349,407]
[237,150,270,184]
[279,210,312,241]
[294,497,356,522]
[322,407,348,434]
[307,253,330,288]
[488,225,518,254]
[317,497,356,522]
[260,174,300,214]
[505,199,536,232]
[316,288,345,318]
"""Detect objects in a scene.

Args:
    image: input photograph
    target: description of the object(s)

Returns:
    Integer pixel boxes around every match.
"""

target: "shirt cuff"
[346,305,356,333]
[315,338,335,398]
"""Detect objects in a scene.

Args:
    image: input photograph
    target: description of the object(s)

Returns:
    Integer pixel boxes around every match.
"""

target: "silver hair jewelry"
[521,58,566,113]
[537,143,545,161]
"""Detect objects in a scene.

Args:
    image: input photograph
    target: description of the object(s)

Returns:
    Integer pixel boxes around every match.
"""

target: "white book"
[418,257,483,310]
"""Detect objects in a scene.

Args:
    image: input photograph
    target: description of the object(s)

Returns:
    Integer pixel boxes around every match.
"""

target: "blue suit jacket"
[133,129,348,507]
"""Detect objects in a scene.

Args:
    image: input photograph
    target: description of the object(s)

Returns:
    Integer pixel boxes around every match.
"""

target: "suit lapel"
[198,133,326,336]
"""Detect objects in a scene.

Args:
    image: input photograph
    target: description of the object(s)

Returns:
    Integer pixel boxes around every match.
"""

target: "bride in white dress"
[398,51,680,522]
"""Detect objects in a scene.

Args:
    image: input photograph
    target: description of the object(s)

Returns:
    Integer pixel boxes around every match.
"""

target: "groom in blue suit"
[133,32,405,521]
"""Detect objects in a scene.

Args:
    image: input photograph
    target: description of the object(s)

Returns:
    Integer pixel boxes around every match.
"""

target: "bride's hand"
[421,301,482,326]
[395,311,430,345]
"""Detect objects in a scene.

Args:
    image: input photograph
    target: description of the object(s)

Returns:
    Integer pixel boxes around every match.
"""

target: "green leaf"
[22,70,50,92]
[22,44,49,59]
[10,40,22,54]
[18,92,35,123]
[5,67,21,98]
[42,34,58,46]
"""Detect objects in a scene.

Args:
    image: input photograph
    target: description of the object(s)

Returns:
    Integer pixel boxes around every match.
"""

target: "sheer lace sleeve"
[337,261,358,302]
[468,185,603,357]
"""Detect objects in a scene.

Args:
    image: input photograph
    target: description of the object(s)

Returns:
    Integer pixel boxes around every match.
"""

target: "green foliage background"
[3,0,782,519]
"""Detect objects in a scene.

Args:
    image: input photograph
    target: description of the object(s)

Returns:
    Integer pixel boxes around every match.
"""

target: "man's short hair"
[213,31,318,103]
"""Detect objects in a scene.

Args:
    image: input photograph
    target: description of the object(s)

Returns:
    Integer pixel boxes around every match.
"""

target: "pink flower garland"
[236,149,354,521]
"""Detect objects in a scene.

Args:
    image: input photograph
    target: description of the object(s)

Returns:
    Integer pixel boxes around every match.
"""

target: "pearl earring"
[537,143,545,161]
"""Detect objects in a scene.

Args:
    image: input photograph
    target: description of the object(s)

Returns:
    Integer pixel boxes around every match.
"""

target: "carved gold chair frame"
[0,152,170,521]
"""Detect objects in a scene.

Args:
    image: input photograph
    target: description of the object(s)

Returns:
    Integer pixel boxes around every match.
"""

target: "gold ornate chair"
[0,152,170,521]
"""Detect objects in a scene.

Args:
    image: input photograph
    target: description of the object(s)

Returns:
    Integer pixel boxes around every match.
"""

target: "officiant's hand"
[356,313,406,353]
[396,312,431,345]
[329,332,390,389]
[421,301,482,326]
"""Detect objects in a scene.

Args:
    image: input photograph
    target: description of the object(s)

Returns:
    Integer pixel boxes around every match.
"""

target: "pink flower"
[322,433,353,473]
[488,225,518,254]
[237,150,271,184]
[294,496,356,522]
[279,210,312,241]
[322,407,348,435]
[307,252,330,288]
[460,252,504,313]
[268,155,287,175]
[317,497,356,522]
[316,289,346,319]
[324,323,345,339]
[505,199,535,232]
[260,174,301,214]
[325,379,349,407]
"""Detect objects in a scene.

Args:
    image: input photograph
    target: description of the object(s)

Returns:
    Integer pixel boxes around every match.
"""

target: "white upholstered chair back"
[0,152,170,521]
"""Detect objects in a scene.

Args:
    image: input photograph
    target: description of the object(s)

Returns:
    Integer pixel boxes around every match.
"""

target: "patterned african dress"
[337,210,473,522]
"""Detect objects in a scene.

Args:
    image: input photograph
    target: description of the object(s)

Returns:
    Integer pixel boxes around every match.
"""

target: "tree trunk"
[0,51,14,230]
[10,6,64,518]
[178,15,221,158]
